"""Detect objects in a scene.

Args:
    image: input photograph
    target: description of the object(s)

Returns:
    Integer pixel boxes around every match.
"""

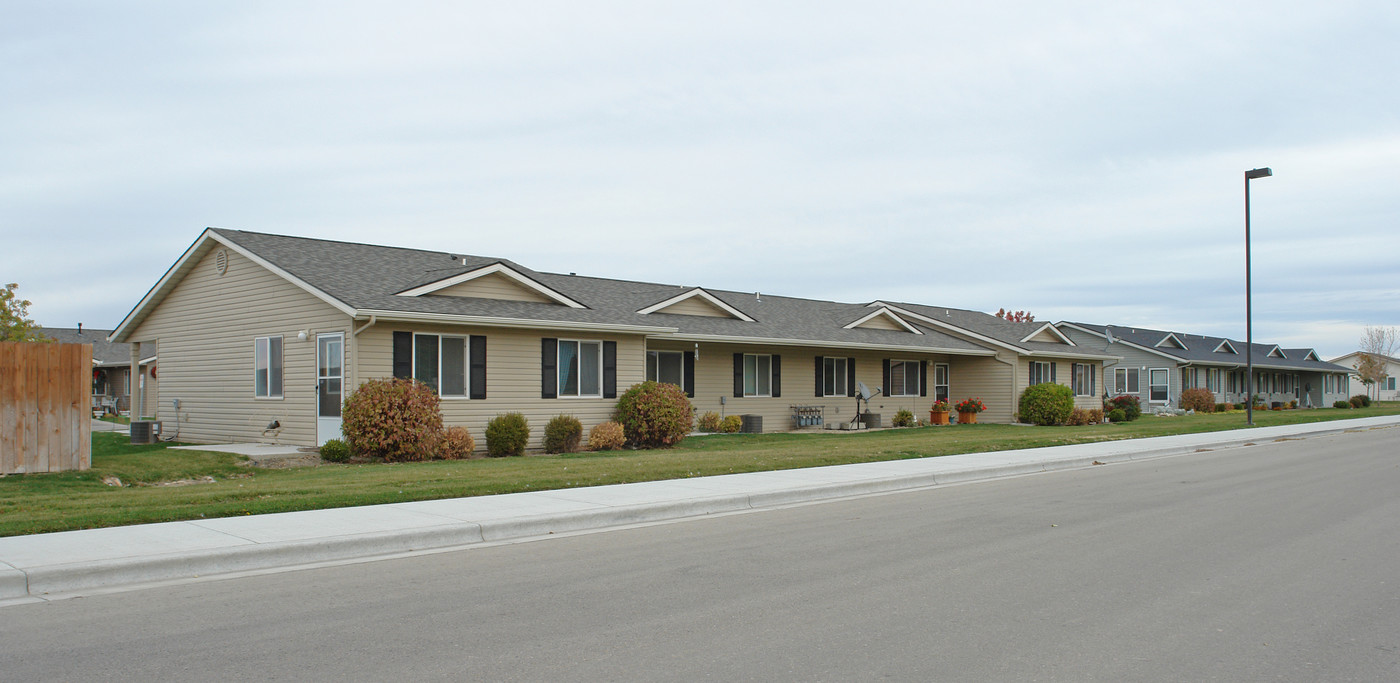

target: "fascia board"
[353,309,676,334]
[636,288,756,321]
[214,232,358,318]
[1024,350,1120,361]
[396,263,586,309]
[1054,322,1106,340]
[661,333,997,356]
[110,229,217,342]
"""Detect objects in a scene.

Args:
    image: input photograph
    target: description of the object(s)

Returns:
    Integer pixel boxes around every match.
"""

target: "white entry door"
[317,333,344,446]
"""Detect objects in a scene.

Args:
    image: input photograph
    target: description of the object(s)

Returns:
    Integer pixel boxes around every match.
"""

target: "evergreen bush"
[892,408,915,427]
[697,411,723,432]
[543,415,583,454]
[485,412,530,457]
[719,415,742,433]
[319,438,351,463]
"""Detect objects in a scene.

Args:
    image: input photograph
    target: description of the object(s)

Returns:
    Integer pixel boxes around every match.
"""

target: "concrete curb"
[3,415,1397,603]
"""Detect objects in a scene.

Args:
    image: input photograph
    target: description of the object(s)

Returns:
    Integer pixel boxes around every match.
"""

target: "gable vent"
[215,249,228,275]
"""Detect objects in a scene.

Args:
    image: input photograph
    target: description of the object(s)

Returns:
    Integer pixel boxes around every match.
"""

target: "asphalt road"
[3,426,1398,681]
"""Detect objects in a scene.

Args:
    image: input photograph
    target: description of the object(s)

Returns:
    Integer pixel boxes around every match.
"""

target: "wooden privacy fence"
[1,341,92,474]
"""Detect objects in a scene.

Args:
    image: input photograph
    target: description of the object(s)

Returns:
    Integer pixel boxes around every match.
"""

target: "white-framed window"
[889,359,920,397]
[254,335,284,399]
[1114,367,1140,395]
[559,340,603,398]
[744,354,773,397]
[646,350,685,388]
[1029,361,1054,386]
[822,356,848,397]
[1072,363,1096,397]
[412,333,469,397]
[934,363,950,402]
[1149,368,1169,402]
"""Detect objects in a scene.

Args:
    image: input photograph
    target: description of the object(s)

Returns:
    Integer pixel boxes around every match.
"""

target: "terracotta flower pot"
[957,411,978,424]
[929,410,950,425]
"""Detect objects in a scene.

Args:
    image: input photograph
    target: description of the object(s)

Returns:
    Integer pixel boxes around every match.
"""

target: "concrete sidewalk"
[4,416,1397,605]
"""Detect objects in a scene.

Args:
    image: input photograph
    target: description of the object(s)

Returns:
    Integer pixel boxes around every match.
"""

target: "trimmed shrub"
[1019,383,1074,426]
[892,409,915,427]
[720,415,742,433]
[1334,400,1351,409]
[543,415,584,454]
[1180,388,1215,413]
[1350,394,1371,408]
[341,377,442,462]
[319,438,351,463]
[1066,408,1093,426]
[1107,408,1127,423]
[587,420,626,451]
[1106,395,1142,421]
[615,381,693,448]
[1216,403,1232,412]
[697,411,723,432]
[432,426,476,459]
[1089,408,1104,423]
[485,412,530,457]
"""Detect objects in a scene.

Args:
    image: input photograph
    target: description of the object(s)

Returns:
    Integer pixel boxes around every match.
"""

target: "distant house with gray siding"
[40,327,157,415]
[1057,322,1351,410]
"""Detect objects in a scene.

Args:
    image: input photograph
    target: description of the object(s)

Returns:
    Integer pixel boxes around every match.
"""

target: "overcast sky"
[4,1,1397,358]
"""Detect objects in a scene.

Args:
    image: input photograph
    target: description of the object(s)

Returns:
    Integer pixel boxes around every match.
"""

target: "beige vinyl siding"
[647,340,1008,429]
[125,247,352,446]
[356,325,647,451]
[950,354,1015,423]
[430,272,557,303]
[653,296,733,318]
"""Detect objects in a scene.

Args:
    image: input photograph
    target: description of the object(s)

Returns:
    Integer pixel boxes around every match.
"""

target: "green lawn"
[1,404,1396,537]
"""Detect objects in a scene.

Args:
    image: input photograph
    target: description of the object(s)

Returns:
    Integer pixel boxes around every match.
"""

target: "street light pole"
[1245,167,1272,426]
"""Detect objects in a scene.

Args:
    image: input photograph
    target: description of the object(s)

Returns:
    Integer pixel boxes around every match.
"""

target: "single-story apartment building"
[111,229,1113,449]
[1056,322,1352,410]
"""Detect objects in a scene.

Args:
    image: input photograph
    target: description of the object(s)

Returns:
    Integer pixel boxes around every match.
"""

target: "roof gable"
[1155,333,1188,350]
[397,263,585,308]
[1214,340,1238,354]
[1020,323,1074,345]
[637,288,756,321]
[843,307,922,334]
[1267,345,1286,358]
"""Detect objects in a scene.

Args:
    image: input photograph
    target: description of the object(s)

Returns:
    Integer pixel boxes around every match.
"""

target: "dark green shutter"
[683,351,695,398]
[393,331,412,379]
[815,356,824,397]
[771,355,781,398]
[603,341,617,399]
[469,335,487,400]
[847,358,856,397]
[734,353,744,397]
[882,359,891,396]
[541,338,557,399]
[920,360,928,397]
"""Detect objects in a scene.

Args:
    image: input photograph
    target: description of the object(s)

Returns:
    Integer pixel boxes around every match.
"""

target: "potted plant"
[928,399,952,425]
[954,398,986,424]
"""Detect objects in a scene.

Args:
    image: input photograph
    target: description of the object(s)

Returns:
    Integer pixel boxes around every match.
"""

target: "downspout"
[352,315,377,337]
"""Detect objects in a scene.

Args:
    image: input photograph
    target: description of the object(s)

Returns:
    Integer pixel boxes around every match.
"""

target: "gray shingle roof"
[39,327,150,366]
[1061,322,1349,373]
[210,229,996,355]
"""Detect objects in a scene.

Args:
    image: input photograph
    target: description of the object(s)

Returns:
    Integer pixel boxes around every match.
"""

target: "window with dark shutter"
[683,351,695,398]
[733,353,744,397]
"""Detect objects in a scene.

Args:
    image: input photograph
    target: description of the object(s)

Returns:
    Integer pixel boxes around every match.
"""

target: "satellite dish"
[857,382,873,400]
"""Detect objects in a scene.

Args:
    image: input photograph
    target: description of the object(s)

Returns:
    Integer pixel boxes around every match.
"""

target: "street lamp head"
[1245,167,1273,180]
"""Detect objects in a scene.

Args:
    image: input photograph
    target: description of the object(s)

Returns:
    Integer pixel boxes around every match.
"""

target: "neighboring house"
[109,229,1113,448]
[40,326,157,415]
[1328,352,1400,401]
[1057,322,1352,410]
